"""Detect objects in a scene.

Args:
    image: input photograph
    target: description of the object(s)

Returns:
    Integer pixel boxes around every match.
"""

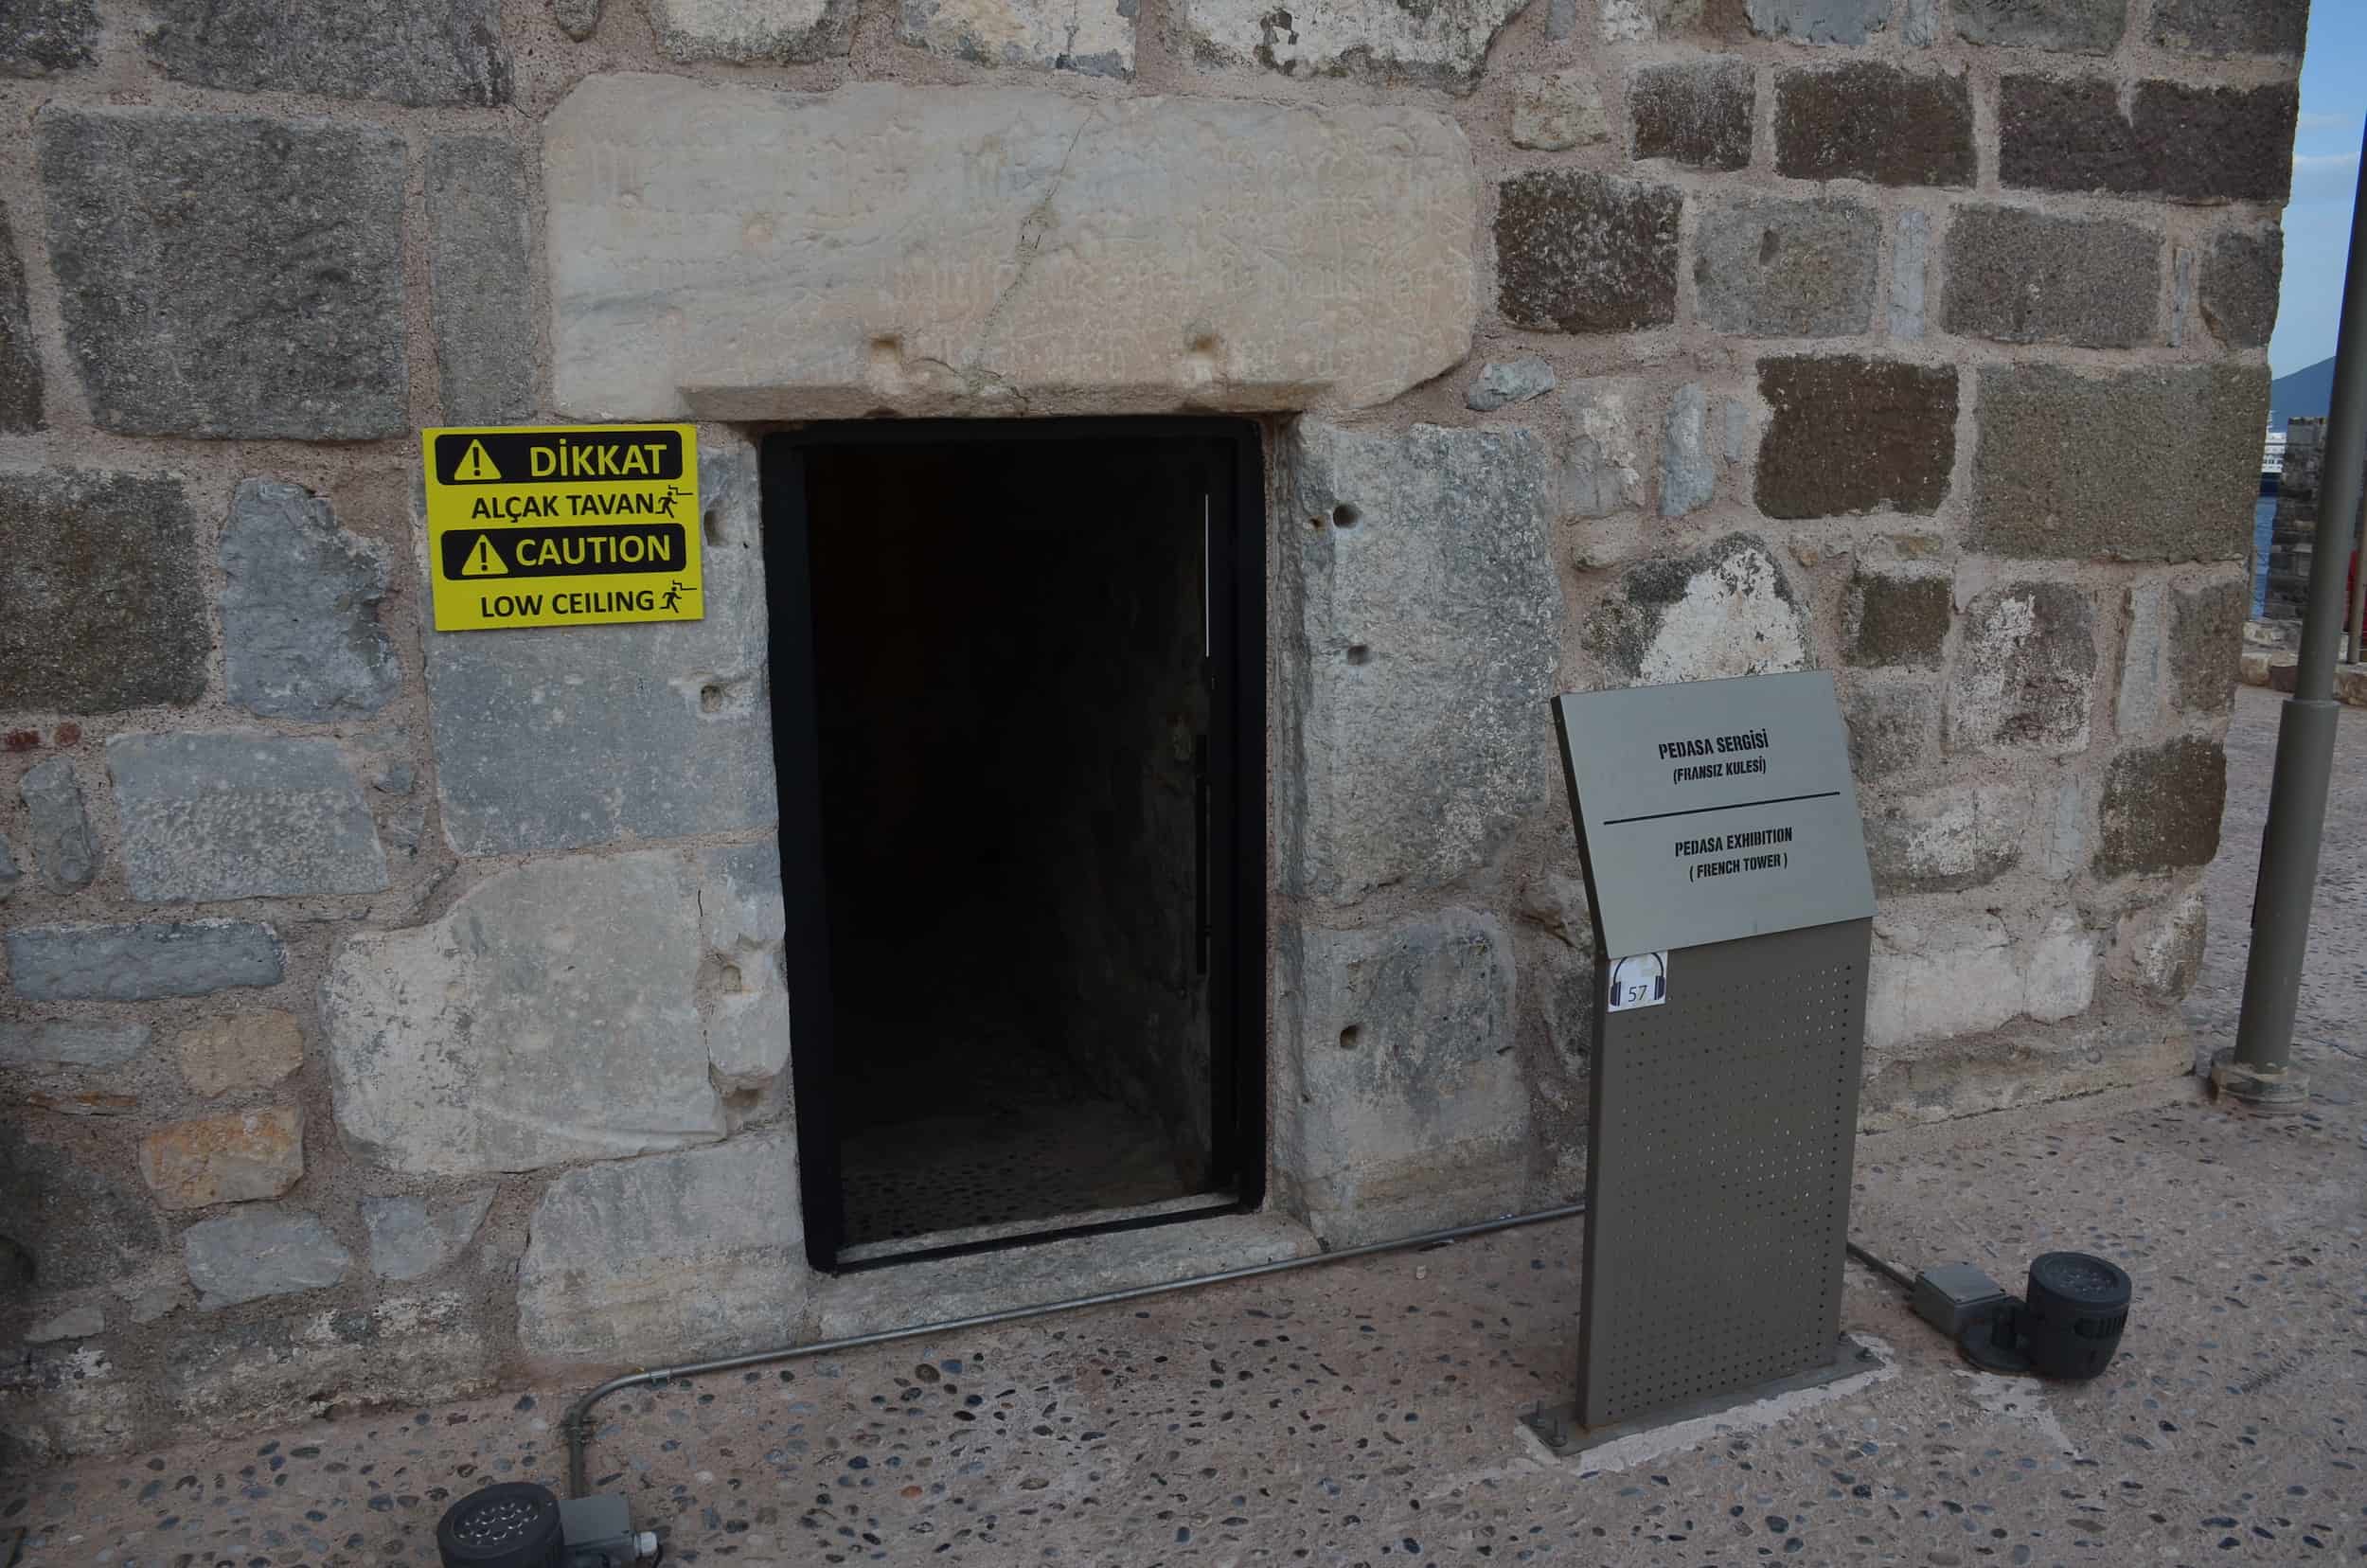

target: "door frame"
[760,419,1269,1271]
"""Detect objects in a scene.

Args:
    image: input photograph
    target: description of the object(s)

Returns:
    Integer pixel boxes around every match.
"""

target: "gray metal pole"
[2350,472,2365,664]
[2220,117,2367,1112]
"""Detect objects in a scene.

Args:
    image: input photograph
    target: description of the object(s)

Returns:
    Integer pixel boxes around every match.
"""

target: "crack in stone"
[964,109,1097,391]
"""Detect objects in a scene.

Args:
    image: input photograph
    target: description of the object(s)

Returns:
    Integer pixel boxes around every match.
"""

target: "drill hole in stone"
[1332,503,1360,528]
[703,507,725,545]
[1339,1025,1362,1049]
[1344,644,1371,666]
[700,684,725,712]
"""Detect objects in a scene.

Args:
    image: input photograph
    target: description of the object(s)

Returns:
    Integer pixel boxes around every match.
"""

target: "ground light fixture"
[436,1483,654,1568]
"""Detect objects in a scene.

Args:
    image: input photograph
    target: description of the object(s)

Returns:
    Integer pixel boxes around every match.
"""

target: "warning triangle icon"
[454,439,502,482]
[460,535,508,577]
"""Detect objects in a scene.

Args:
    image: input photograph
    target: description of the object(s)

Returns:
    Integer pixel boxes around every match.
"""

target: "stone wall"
[0,0,2295,1459]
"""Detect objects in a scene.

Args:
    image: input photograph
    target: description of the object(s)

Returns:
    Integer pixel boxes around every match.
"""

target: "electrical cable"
[1845,1239,1915,1293]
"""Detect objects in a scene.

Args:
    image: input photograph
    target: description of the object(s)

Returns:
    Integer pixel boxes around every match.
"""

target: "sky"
[2271,8,2367,378]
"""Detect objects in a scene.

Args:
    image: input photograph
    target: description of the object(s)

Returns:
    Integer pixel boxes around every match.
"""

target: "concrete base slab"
[1519,1333,1895,1469]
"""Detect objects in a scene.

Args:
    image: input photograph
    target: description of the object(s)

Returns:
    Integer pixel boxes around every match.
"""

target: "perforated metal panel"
[1574,918,1872,1429]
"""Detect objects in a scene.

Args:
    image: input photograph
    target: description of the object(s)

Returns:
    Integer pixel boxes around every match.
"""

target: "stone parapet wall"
[0,0,2298,1459]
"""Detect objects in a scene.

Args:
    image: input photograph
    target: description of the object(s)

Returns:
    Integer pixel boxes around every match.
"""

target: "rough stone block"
[1999,78,2296,203]
[1865,911,2097,1049]
[1776,62,1974,188]
[1755,356,1957,519]
[1466,357,1557,412]
[2199,226,2282,350]
[1562,381,1650,518]
[516,1127,806,1360]
[1843,569,1952,668]
[221,481,399,722]
[0,833,19,900]
[26,1306,103,1343]
[2151,0,2306,57]
[2170,579,2247,714]
[2127,885,2206,998]
[1660,383,1714,517]
[1189,0,1520,90]
[1970,365,2266,561]
[1280,424,1560,905]
[144,0,511,104]
[108,733,388,903]
[902,0,1130,74]
[0,1022,149,1069]
[173,1011,304,1096]
[1949,582,2096,757]
[0,0,98,75]
[183,1208,350,1309]
[324,852,773,1176]
[1277,913,1525,1246]
[1693,197,1879,338]
[545,77,1473,418]
[427,431,777,855]
[1747,0,1885,43]
[137,1107,304,1210]
[0,1140,159,1290]
[1864,780,2026,894]
[0,471,207,714]
[2115,583,2168,735]
[1941,207,2161,348]
[555,0,602,36]
[1890,210,1929,340]
[1842,674,1942,781]
[163,1292,496,1434]
[1630,58,1753,171]
[362,1190,495,1281]
[2095,736,2224,877]
[699,843,792,1094]
[0,203,40,431]
[650,0,857,60]
[1950,0,2124,51]
[1588,534,1808,686]
[427,137,535,424]
[1495,170,1681,334]
[7,921,283,1002]
[39,107,407,439]
[1511,69,1609,151]
[20,758,97,892]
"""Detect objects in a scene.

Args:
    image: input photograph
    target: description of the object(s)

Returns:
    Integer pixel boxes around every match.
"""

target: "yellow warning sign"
[420,424,702,632]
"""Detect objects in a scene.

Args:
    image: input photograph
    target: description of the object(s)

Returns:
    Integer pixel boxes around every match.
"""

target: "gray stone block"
[1466,357,1557,412]
[324,852,760,1177]
[221,480,399,722]
[1747,0,1886,44]
[554,0,602,36]
[1562,380,1650,518]
[0,203,40,431]
[1841,674,1943,781]
[2096,737,2224,877]
[0,1021,149,1069]
[1660,383,1715,517]
[108,733,388,903]
[7,921,284,1002]
[363,1190,495,1281]
[1952,0,2125,51]
[0,1140,160,1290]
[145,0,511,104]
[0,834,21,900]
[26,1306,103,1343]
[1188,0,1519,90]
[1587,534,1809,686]
[1864,780,2026,894]
[1280,423,1560,905]
[20,757,98,892]
[698,843,792,1094]
[1970,365,2267,561]
[0,471,207,715]
[2115,583,2168,735]
[427,431,777,855]
[907,0,1132,75]
[516,1127,806,1360]
[1941,206,2160,348]
[1948,582,2096,757]
[39,106,407,440]
[0,0,98,75]
[183,1208,351,1309]
[1276,912,1526,1246]
[650,0,857,60]
[1889,210,1930,340]
[2170,579,2247,714]
[2153,0,2305,56]
[1693,197,1879,338]
[426,136,535,423]
[2199,225,2283,351]
[1510,69,1609,151]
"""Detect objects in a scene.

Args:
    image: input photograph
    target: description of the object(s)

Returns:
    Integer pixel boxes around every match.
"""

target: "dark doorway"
[763,421,1265,1270]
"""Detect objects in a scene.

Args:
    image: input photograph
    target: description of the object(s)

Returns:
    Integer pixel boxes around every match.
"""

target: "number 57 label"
[1608,952,1667,1012]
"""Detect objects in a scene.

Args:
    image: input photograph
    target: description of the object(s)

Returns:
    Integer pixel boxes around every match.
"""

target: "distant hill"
[2269,356,2335,432]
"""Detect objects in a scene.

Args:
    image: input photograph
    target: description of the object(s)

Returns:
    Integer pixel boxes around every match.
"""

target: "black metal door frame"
[761,419,1268,1271]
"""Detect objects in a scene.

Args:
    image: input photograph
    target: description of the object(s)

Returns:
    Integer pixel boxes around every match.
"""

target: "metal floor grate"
[1575,919,1871,1427]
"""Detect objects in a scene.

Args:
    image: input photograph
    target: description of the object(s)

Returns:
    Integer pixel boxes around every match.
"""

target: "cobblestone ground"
[6,686,2362,1568]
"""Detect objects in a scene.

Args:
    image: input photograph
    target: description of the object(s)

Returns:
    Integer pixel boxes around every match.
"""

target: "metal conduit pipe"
[560,1201,1590,1497]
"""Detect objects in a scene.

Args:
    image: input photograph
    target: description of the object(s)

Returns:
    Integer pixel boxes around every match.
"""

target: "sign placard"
[422,424,703,632]
[1553,671,1874,959]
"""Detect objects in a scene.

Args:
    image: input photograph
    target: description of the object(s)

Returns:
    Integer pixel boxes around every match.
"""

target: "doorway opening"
[764,420,1266,1270]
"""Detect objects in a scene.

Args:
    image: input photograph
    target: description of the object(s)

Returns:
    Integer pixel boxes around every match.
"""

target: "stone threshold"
[809,1209,1321,1341]
[835,1191,1244,1267]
